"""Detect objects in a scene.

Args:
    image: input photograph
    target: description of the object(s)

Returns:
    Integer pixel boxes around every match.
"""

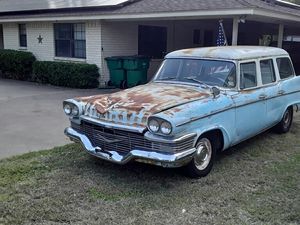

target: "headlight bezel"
[147,117,173,135]
[63,101,81,118]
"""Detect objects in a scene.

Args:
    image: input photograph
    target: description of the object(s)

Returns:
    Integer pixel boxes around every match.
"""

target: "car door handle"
[259,94,267,100]
[278,90,286,95]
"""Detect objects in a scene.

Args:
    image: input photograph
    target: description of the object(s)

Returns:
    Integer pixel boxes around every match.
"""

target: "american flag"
[216,21,227,46]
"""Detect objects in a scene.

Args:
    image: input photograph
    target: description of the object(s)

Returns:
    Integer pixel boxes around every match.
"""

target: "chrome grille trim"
[71,121,194,154]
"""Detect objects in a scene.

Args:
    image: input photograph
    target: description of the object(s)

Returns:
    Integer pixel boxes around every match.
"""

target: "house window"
[19,24,27,47]
[138,25,167,59]
[54,23,86,58]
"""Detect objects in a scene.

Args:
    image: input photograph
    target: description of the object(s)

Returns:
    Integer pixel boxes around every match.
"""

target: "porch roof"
[0,0,299,22]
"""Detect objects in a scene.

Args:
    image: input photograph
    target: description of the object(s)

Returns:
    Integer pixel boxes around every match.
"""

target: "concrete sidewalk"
[0,79,115,159]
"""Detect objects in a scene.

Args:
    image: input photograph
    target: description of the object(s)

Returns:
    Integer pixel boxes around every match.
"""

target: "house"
[0,0,299,85]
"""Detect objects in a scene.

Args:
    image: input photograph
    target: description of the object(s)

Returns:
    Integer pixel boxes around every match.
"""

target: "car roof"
[165,46,289,61]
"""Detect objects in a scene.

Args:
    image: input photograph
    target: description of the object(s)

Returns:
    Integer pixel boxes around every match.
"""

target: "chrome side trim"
[65,127,196,168]
[144,131,196,144]
[80,115,146,133]
[176,105,234,127]
[176,90,300,127]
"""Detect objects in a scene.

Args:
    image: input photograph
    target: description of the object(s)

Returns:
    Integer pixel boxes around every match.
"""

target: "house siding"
[2,23,19,50]
[0,24,3,49]
[27,22,55,61]
[100,20,219,82]
[101,21,138,83]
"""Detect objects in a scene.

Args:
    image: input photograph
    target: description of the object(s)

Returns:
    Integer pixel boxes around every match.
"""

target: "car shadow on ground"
[79,115,299,187]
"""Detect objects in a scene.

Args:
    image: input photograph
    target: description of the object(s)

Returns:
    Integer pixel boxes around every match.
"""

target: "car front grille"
[71,121,194,154]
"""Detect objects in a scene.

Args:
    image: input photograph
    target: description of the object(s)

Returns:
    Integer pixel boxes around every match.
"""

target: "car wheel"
[274,107,293,134]
[184,137,216,178]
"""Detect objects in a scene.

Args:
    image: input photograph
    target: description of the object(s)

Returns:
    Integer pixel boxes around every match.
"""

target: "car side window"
[276,57,294,79]
[240,62,257,89]
[260,59,276,85]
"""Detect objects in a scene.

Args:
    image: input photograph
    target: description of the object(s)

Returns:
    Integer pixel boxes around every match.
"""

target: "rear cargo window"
[276,57,294,79]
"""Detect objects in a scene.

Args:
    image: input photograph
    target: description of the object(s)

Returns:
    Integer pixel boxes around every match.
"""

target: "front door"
[0,24,3,49]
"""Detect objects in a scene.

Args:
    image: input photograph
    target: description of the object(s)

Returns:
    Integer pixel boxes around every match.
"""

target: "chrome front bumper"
[64,127,196,168]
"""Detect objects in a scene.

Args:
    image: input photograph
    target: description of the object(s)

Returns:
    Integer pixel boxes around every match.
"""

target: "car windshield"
[154,58,236,88]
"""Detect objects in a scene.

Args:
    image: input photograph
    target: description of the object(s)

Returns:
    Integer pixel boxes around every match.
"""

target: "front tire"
[184,137,216,178]
[274,107,293,134]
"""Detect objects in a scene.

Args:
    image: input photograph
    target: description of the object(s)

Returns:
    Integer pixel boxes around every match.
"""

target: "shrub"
[33,61,100,88]
[0,49,36,80]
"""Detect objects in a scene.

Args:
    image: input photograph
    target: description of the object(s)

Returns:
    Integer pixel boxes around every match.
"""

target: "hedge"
[0,49,36,80]
[33,61,100,88]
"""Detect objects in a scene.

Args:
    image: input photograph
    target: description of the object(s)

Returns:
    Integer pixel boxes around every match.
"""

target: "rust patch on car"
[77,83,210,126]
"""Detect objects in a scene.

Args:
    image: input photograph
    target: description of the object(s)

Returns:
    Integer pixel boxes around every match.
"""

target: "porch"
[100,17,300,83]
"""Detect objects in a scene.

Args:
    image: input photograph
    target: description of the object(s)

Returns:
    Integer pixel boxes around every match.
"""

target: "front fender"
[154,94,235,149]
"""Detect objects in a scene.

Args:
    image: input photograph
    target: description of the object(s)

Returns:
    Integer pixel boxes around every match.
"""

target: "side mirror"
[211,87,220,98]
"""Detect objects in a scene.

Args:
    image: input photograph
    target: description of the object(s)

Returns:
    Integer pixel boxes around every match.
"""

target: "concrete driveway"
[0,79,115,159]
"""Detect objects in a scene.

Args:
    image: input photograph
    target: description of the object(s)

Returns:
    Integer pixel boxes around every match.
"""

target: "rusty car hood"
[77,82,210,127]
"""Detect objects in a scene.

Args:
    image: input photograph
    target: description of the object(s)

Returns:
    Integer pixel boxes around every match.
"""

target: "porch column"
[232,18,239,46]
[278,24,284,48]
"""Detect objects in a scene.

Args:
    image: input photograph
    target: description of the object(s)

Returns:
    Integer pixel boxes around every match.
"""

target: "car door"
[231,60,267,144]
[259,58,282,127]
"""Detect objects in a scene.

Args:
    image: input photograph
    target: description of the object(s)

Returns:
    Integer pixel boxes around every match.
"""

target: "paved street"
[0,79,115,159]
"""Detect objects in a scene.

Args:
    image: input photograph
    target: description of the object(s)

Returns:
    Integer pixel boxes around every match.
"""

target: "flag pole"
[219,20,228,46]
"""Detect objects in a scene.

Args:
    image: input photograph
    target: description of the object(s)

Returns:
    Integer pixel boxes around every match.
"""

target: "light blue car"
[64,46,300,178]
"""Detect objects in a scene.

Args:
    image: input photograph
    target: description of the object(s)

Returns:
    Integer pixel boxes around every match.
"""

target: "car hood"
[77,82,210,127]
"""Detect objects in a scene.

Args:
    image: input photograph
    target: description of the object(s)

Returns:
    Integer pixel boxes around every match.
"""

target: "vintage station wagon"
[64,46,300,177]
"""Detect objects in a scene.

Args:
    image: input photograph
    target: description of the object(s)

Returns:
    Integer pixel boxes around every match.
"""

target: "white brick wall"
[2,20,102,75]
[27,22,54,61]
[0,24,3,49]
[86,20,102,70]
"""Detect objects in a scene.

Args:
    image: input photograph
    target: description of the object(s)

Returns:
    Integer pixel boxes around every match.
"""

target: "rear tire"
[274,107,293,134]
[184,137,216,178]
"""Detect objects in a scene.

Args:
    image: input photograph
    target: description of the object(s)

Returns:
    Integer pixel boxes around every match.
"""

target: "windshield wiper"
[158,77,176,81]
[184,76,210,89]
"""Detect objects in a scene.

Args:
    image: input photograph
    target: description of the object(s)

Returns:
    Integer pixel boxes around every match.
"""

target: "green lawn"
[1,115,300,225]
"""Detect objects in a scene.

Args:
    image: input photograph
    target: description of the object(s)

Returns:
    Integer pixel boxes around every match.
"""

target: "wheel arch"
[197,127,230,152]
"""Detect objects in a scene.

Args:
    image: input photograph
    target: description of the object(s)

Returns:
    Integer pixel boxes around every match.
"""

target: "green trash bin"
[105,57,125,87]
[127,70,148,88]
[123,56,150,87]
[123,56,150,70]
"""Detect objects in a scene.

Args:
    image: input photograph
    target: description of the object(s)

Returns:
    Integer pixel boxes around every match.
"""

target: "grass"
[0,114,299,225]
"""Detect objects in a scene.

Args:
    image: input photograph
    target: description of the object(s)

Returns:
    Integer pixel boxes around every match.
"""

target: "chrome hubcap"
[194,138,212,171]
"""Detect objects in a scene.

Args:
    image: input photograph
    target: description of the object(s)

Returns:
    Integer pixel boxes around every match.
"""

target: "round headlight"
[160,121,172,135]
[64,104,72,115]
[71,105,79,116]
[148,119,160,133]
